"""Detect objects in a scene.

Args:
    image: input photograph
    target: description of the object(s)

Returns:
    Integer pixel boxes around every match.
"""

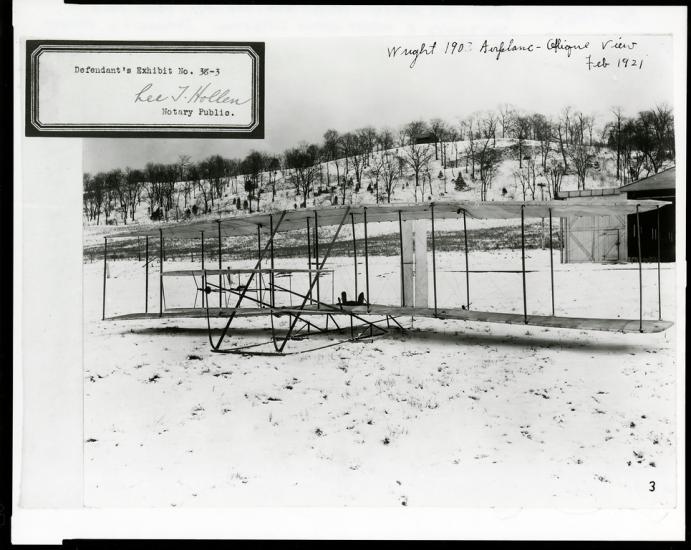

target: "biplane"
[101,200,673,355]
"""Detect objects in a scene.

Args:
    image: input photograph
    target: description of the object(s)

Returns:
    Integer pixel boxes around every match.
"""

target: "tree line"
[83,103,674,225]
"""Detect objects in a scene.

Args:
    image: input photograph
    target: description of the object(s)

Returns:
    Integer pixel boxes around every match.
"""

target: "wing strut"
[656,205,661,320]
[306,216,312,311]
[200,231,206,308]
[636,205,643,332]
[145,236,149,313]
[463,210,470,310]
[398,210,405,307]
[549,208,555,316]
[521,205,527,324]
[256,225,262,309]
[364,207,371,313]
[351,213,358,298]
[217,221,223,309]
[159,228,164,317]
[102,237,108,320]
[314,210,320,308]
[431,203,438,316]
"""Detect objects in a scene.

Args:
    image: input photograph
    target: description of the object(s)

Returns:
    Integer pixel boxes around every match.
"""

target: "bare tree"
[513,158,539,201]
[322,128,341,189]
[553,106,572,171]
[264,154,281,202]
[348,132,368,190]
[195,160,214,213]
[498,103,515,139]
[241,151,267,212]
[177,154,192,208]
[607,106,625,182]
[477,146,501,201]
[567,113,594,190]
[635,104,675,174]
[544,160,565,199]
[511,114,532,168]
[285,143,320,207]
[357,126,378,164]
[119,167,143,223]
[402,142,433,201]
[568,146,592,190]
[429,118,448,160]
[378,128,395,152]
[475,117,502,201]
[379,152,399,203]
[462,116,477,179]
[367,158,384,203]
[84,172,105,224]
[103,169,121,224]
[531,113,552,170]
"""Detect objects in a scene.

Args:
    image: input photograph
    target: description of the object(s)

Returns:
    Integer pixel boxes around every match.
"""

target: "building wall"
[563,213,628,263]
[625,190,675,262]
[562,191,627,263]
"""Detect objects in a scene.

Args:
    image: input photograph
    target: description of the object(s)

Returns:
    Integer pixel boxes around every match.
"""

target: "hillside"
[83,138,655,248]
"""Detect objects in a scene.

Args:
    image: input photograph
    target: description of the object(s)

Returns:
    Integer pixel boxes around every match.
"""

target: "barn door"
[568,229,596,262]
[601,229,620,262]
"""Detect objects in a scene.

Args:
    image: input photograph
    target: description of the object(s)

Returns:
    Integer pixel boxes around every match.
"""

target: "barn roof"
[619,167,676,193]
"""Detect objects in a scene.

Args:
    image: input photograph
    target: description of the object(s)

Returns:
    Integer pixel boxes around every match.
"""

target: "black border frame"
[25,40,265,138]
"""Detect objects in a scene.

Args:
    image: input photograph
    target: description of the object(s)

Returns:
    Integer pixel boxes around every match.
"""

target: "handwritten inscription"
[133,82,250,106]
[386,36,648,72]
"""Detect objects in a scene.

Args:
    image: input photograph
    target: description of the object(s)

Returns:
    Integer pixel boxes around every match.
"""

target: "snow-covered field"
[83,248,677,509]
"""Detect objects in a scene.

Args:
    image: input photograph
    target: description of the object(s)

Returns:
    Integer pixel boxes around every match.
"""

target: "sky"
[83,34,675,174]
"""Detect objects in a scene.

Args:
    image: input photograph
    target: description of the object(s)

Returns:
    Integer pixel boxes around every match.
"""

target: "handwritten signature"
[134,82,250,105]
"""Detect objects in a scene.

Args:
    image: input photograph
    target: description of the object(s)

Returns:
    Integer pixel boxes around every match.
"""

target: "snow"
[84,139,671,248]
[83,247,677,508]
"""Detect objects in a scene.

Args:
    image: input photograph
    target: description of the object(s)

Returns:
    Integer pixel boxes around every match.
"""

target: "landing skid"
[210,315,402,356]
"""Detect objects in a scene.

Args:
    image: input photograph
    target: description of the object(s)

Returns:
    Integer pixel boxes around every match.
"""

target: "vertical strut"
[270,214,275,308]
[549,208,555,316]
[520,205,527,324]
[306,217,312,305]
[257,225,262,308]
[559,218,564,264]
[351,213,358,298]
[314,211,320,308]
[636,205,643,332]
[364,208,370,312]
[145,236,149,313]
[159,229,164,317]
[398,210,405,307]
[200,231,205,308]
[656,205,661,321]
[217,221,222,309]
[431,203,438,316]
[102,237,107,320]
[463,211,470,310]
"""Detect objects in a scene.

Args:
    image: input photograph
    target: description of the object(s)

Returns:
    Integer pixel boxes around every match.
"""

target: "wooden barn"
[561,188,628,263]
[619,167,676,262]
[413,132,437,145]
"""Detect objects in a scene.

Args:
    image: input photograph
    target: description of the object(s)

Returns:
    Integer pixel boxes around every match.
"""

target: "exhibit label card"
[25,41,264,138]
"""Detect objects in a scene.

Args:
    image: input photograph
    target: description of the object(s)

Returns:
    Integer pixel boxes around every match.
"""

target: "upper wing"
[109,199,670,239]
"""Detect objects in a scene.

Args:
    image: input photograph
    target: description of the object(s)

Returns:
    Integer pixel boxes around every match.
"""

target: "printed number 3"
[649,481,656,492]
